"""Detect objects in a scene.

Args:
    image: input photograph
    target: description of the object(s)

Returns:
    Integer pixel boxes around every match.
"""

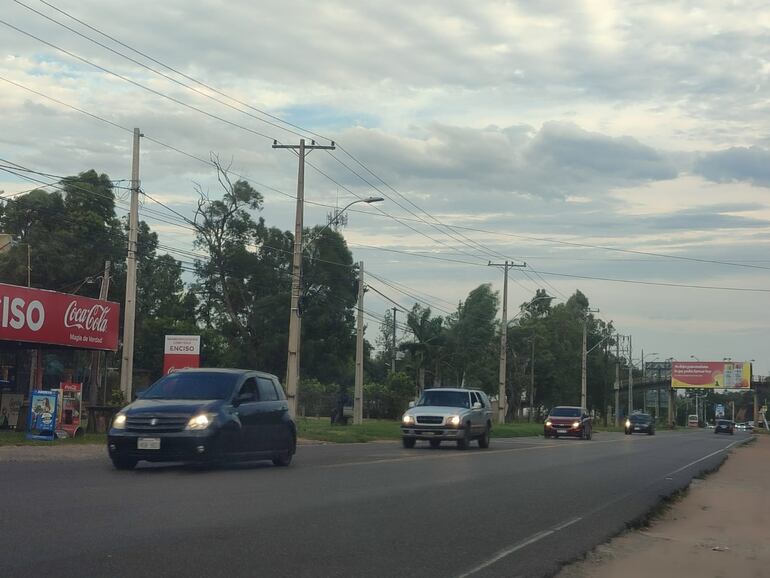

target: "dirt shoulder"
[558,435,770,578]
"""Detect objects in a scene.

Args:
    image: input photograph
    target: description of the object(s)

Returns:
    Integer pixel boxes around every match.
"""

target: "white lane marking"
[663,439,743,478]
[455,530,554,578]
[456,517,582,578]
[552,516,583,531]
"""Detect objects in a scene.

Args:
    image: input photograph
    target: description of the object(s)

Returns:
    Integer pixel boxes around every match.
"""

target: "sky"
[1,0,769,375]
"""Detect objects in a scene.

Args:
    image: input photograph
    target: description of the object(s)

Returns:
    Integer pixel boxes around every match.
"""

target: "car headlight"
[572,421,581,428]
[186,413,216,430]
[625,419,631,428]
[545,420,552,427]
[402,414,415,425]
[448,415,461,426]
[112,413,127,430]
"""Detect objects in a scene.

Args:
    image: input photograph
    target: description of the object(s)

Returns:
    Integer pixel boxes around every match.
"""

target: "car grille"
[126,414,189,433]
[416,416,444,425]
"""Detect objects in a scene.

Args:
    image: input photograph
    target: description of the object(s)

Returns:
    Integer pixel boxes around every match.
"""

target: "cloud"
[694,147,770,187]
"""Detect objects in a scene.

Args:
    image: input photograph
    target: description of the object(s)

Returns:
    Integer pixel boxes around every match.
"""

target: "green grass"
[0,431,106,447]
[297,417,544,443]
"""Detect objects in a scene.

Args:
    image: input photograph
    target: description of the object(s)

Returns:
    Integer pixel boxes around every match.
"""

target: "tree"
[400,304,444,394]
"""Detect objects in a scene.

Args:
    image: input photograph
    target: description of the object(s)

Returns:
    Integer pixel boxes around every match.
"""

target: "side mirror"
[408,401,415,408]
[233,392,252,406]
[472,402,482,410]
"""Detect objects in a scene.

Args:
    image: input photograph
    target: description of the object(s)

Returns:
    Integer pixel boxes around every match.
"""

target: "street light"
[284,194,383,418]
[302,196,384,249]
[690,355,700,361]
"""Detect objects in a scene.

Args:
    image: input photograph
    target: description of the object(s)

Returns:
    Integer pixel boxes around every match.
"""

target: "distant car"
[107,368,296,470]
[735,422,750,431]
[687,414,699,428]
[400,388,492,450]
[544,406,592,440]
[714,419,735,435]
[625,412,655,435]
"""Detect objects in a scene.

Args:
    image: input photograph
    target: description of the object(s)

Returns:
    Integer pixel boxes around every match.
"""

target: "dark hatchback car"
[544,406,592,440]
[625,412,655,435]
[107,368,296,470]
[714,419,735,435]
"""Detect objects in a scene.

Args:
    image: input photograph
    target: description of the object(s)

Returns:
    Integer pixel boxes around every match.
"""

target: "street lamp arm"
[302,196,383,249]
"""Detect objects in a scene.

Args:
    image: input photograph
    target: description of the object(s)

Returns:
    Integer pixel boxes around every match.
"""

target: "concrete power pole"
[391,307,397,374]
[581,309,599,409]
[488,261,525,424]
[354,261,364,425]
[528,338,535,422]
[628,335,634,416]
[120,128,141,403]
[614,335,621,426]
[90,261,111,406]
[272,138,336,418]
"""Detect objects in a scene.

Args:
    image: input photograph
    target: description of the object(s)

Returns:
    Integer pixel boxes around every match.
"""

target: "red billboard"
[163,335,201,374]
[0,283,119,351]
[671,361,751,389]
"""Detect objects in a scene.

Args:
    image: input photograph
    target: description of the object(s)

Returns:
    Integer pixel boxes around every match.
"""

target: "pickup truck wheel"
[457,424,471,450]
[478,425,490,448]
[429,439,441,449]
[402,437,416,449]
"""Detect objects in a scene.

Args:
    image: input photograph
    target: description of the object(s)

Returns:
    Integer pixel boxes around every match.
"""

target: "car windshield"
[630,414,650,423]
[417,390,470,408]
[717,420,731,426]
[141,372,240,400]
[549,407,581,417]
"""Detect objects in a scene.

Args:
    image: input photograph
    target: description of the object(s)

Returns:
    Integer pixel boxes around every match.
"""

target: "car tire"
[272,451,293,467]
[457,424,471,450]
[478,425,490,448]
[402,437,416,449]
[429,439,441,449]
[111,456,138,471]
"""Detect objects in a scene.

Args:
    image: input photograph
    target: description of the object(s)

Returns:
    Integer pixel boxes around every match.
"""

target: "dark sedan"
[544,406,592,440]
[625,412,655,435]
[107,368,296,470]
[714,419,735,435]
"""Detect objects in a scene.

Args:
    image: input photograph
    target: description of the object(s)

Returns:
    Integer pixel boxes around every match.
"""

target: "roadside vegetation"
[0,431,106,447]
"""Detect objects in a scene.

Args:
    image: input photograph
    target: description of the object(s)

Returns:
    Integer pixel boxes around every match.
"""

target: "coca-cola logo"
[64,301,111,333]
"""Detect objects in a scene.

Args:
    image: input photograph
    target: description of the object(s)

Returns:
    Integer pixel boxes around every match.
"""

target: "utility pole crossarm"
[272,140,336,151]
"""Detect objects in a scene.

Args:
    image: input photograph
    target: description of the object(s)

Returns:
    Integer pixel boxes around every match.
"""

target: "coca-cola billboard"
[0,283,119,351]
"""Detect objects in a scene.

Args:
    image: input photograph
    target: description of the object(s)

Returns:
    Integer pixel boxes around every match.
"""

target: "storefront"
[0,282,120,432]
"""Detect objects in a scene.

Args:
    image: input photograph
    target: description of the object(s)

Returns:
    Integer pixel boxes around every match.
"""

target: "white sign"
[164,335,201,354]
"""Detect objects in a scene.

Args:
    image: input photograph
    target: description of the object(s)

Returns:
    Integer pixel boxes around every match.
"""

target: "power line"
[0,17,281,143]
[36,0,332,143]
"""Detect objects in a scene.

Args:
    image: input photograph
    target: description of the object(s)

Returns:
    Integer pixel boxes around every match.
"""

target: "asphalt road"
[0,429,751,578]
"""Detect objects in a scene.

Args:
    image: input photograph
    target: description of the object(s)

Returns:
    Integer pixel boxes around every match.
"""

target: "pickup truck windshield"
[142,372,240,400]
[417,390,470,408]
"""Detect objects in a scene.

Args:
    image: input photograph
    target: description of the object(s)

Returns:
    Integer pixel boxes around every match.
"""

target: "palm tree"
[400,304,444,395]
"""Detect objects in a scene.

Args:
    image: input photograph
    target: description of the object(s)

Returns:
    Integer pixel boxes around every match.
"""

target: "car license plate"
[137,437,160,450]
[635,426,641,430]
[557,429,567,434]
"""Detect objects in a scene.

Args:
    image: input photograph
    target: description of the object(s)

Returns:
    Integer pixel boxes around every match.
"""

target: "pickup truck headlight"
[545,420,552,427]
[402,415,415,425]
[572,421,581,428]
[448,415,461,426]
[186,413,216,430]
[112,413,127,430]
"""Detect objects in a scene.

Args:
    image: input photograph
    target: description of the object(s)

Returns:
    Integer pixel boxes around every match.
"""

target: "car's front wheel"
[111,456,137,471]
[402,436,416,448]
[457,424,471,450]
[478,425,490,448]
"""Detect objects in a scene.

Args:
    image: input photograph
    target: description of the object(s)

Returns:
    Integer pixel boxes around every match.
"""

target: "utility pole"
[354,261,364,425]
[529,338,535,422]
[26,244,31,287]
[272,138,336,418]
[615,334,621,426]
[119,128,141,403]
[89,261,111,407]
[628,335,634,416]
[488,261,526,424]
[391,307,397,374]
[581,308,599,409]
